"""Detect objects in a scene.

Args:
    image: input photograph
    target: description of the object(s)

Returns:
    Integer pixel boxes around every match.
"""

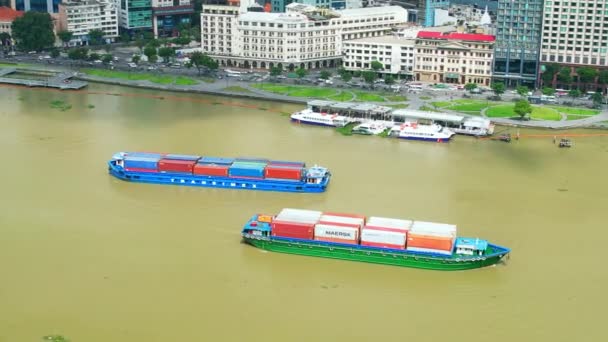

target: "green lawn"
[430,101,453,108]
[419,96,432,100]
[387,103,409,109]
[174,76,198,86]
[486,104,562,121]
[419,105,442,112]
[222,86,252,93]
[385,95,408,102]
[450,102,489,114]
[328,92,355,101]
[549,106,600,115]
[83,69,198,85]
[353,91,385,102]
[252,84,338,98]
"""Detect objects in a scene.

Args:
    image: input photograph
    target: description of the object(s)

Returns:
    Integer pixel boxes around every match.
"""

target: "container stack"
[360,216,412,250]
[123,152,163,172]
[158,153,199,173]
[228,160,267,179]
[271,208,322,240]
[265,160,305,181]
[313,213,365,245]
[193,157,233,176]
[406,221,457,255]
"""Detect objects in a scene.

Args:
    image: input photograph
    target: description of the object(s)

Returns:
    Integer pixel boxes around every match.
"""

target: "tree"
[11,11,54,51]
[557,67,572,84]
[131,55,140,64]
[464,83,477,93]
[88,29,105,45]
[135,39,146,53]
[320,70,331,80]
[49,48,60,58]
[541,63,560,86]
[598,70,608,85]
[173,37,191,46]
[143,45,157,63]
[120,32,131,43]
[340,72,352,83]
[514,99,532,120]
[295,67,307,79]
[269,66,282,77]
[158,47,175,63]
[88,52,100,61]
[0,32,11,46]
[102,54,113,65]
[592,92,604,107]
[568,89,581,99]
[147,39,161,49]
[576,67,598,84]
[542,87,555,96]
[57,31,73,48]
[516,85,529,97]
[384,75,395,85]
[67,47,88,62]
[370,60,383,72]
[188,51,217,75]
[491,82,505,97]
[361,70,376,86]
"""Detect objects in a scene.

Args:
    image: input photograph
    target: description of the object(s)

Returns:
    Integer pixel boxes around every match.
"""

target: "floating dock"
[0,68,88,90]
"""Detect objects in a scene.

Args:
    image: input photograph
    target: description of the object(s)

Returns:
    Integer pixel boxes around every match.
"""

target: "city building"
[119,0,153,34]
[0,5,23,38]
[413,30,495,85]
[492,0,542,88]
[152,0,194,38]
[13,0,60,13]
[270,0,362,13]
[539,1,608,75]
[424,0,449,27]
[58,0,119,45]
[201,1,408,70]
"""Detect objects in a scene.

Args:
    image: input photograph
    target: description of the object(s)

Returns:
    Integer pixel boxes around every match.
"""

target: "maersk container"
[164,154,201,161]
[228,165,265,178]
[198,157,235,165]
[314,224,359,245]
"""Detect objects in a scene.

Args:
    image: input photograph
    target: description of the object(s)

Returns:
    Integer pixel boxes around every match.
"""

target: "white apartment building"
[343,36,416,78]
[201,2,408,70]
[58,0,119,45]
[540,0,608,67]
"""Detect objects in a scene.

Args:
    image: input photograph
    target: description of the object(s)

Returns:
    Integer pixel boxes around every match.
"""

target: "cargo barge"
[108,152,331,193]
[242,209,510,271]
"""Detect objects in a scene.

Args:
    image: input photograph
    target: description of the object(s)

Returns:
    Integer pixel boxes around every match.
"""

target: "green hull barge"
[242,210,511,271]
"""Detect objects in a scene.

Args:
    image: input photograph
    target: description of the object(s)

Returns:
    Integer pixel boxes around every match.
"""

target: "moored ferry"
[108,152,331,193]
[389,122,455,142]
[290,110,352,127]
[241,208,511,271]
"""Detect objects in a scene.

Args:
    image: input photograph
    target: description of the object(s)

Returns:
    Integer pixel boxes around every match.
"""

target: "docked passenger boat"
[242,208,511,271]
[389,122,455,142]
[352,121,389,135]
[108,152,331,193]
[290,110,352,127]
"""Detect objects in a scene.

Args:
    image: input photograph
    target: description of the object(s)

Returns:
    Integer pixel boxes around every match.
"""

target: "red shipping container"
[124,168,158,173]
[193,164,229,176]
[271,220,314,239]
[264,166,302,180]
[158,159,196,173]
[361,241,405,250]
[407,234,454,251]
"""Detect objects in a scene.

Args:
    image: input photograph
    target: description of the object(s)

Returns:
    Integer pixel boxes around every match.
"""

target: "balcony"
[152,5,194,17]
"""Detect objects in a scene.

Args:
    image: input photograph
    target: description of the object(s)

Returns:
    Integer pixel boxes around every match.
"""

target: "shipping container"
[269,160,306,168]
[275,208,322,224]
[360,229,406,249]
[235,157,269,164]
[264,165,303,180]
[323,212,367,224]
[228,164,265,178]
[193,164,229,176]
[407,233,455,251]
[314,224,359,245]
[158,159,196,173]
[198,157,235,165]
[365,216,412,233]
[319,214,364,228]
[125,152,164,159]
[164,154,201,161]
[123,156,160,170]
[410,221,457,236]
[124,167,159,173]
[405,246,453,256]
[271,220,315,239]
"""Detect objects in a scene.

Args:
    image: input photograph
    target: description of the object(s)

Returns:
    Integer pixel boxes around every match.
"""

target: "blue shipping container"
[228,165,265,178]
[164,154,201,161]
[269,160,306,168]
[235,157,269,164]
[126,152,164,159]
[124,159,158,169]
[198,157,235,165]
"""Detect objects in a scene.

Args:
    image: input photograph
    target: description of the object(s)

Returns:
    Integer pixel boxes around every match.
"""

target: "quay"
[0,67,88,90]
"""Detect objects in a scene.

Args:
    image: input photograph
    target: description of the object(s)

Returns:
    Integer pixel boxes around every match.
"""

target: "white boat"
[290,110,352,127]
[389,122,455,143]
[352,121,388,135]
[452,117,495,136]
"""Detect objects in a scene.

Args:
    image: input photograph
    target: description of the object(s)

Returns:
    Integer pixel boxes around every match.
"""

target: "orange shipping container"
[407,234,454,251]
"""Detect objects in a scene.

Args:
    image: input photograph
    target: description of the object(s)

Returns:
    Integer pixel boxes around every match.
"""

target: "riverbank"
[2,62,607,129]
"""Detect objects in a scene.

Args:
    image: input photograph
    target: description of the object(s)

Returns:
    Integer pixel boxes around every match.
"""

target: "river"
[0,83,606,342]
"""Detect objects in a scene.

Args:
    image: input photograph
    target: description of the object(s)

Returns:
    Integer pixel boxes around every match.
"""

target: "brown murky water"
[1,84,607,342]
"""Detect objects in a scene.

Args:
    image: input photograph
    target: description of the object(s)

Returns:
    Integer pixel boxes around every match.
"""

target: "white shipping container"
[276,208,322,224]
[410,221,457,236]
[367,216,412,230]
[314,224,359,241]
[319,214,364,227]
[361,229,406,246]
[406,246,453,255]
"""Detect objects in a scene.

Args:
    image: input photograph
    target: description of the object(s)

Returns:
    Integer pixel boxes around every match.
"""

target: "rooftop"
[0,6,24,21]
[417,31,495,42]
[345,35,416,45]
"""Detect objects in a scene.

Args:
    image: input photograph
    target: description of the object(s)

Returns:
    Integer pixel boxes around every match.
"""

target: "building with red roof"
[413,30,495,86]
[0,6,24,38]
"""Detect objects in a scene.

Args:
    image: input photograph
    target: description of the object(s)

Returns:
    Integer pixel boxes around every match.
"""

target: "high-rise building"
[58,0,119,45]
[14,0,60,13]
[119,0,153,33]
[152,0,194,38]
[492,0,543,88]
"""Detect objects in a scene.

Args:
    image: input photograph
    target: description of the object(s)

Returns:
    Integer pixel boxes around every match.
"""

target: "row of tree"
[541,64,608,88]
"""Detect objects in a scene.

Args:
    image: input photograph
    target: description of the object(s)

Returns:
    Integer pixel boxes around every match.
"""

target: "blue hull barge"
[108,152,331,193]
